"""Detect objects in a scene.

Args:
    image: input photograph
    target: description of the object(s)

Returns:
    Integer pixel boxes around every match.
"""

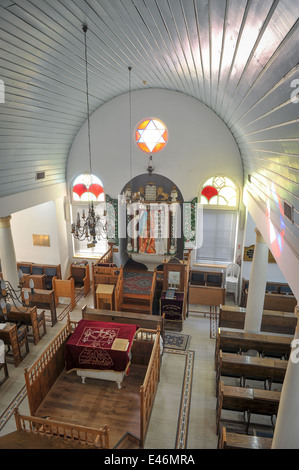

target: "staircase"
[121,294,152,314]
[114,432,141,449]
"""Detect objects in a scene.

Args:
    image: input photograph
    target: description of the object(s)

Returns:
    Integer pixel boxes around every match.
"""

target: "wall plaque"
[32,234,50,247]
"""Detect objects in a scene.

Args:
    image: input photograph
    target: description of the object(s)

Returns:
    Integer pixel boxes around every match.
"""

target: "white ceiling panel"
[0,0,298,254]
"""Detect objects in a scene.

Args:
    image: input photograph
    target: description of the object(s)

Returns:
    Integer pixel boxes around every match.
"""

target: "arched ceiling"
[0,0,298,255]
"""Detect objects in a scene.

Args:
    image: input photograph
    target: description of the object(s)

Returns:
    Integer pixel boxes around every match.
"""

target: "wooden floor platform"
[35,363,147,449]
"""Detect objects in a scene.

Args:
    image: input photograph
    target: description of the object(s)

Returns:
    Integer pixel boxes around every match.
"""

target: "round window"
[135,118,168,153]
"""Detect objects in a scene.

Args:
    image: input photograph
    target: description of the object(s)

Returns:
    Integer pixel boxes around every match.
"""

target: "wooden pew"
[17,262,62,290]
[21,288,57,326]
[215,328,292,365]
[219,305,297,335]
[81,305,165,339]
[189,285,226,310]
[0,323,21,366]
[68,261,90,296]
[218,426,272,449]
[216,349,287,390]
[6,305,43,345]
[23,274,47,290]
[263,292,297,312]
[216,380,280,433]
[53,277,76,311]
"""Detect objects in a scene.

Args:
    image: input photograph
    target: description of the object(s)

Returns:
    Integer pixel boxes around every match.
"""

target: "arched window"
[197,175,239,264]
[71,173,108,258]
[72,173,105,202]
[135,118,168,153]
[200,176,237,207]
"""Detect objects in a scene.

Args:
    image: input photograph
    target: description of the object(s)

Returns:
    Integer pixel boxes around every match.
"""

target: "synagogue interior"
[0,0,299,451]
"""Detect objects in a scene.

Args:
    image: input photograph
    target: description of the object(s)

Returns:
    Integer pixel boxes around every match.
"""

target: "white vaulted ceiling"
[0,0,298,256]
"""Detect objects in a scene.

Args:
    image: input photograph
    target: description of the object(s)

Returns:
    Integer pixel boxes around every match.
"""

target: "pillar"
[272,306,299,448]
[0,215,19,290]
[244,228,268,333]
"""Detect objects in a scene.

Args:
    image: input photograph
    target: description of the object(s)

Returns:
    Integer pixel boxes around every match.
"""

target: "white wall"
[67,88,243,202]
[10,200,70,277]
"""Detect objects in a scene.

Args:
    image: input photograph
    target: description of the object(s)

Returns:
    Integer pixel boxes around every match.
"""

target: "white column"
[0,216,19,290]
[272,306,299,448]
[244,228,268,333]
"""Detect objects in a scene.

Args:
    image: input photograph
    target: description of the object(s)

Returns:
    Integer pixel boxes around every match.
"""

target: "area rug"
[172,349,194,449]
[164,332,190,351]
[123,271,153,295]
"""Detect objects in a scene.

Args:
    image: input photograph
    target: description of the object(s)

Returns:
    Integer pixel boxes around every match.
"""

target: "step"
[121,302,151,314]
[114,432,141,449]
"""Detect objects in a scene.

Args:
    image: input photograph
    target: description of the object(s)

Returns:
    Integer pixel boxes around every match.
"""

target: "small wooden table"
[96,284,114,310]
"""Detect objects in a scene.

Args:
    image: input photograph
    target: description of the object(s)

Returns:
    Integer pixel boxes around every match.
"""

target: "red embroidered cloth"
[65,320,138,373]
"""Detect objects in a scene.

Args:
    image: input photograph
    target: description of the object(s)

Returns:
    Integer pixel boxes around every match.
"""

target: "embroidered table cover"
[160,291,184,320]
[65,320,138,373]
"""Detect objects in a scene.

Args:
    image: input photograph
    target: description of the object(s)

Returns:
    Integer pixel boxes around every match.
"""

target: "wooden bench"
[53,277,76,311]
[216,380,280,433]
[17,262,62,290]
[21,288,57,326]
[189,285,226,311]
[219,305,297,335]
[216,349,287,390]
[68,261,90,296]
[7,305,46,345]
[0,340,9,385]
[22,273,47,290]
[190,270,223,287]
[241,279,295,309]
[0,322,21,367]
[81,305,165,339]
[218,426,272,449]
[215,328,292,365]
[263,292,297,312]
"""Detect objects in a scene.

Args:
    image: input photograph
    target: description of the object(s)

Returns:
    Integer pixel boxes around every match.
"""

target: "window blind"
[196,209,237,263]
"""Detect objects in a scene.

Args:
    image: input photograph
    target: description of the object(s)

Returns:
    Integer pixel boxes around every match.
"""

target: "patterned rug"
[164,332,190,351]
[165,348,194,449]
[123,272,153,295]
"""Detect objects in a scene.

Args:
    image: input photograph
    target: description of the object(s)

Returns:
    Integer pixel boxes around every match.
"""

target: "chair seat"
[226,276,238,284]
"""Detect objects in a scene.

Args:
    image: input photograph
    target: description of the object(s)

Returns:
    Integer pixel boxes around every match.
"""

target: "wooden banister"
[14,408,110,448]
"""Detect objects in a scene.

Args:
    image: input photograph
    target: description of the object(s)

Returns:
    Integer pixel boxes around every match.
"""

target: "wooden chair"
[7,324,29,362]
[37,310,46,340]
[0,360,9,385]
[0,340,9,385]
[17,325,29,360]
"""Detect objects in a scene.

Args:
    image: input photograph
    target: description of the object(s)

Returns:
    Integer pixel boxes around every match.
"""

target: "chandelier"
[71,201,107,244]
[0,270,35,320]
[71,24,107,246]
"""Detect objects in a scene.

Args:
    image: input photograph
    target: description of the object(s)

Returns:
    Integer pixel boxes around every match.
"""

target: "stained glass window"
[136,118,168,153]
[200,176,237,207]
[197,175,239,264]
[71,173,107,258]
[72,173,105,202]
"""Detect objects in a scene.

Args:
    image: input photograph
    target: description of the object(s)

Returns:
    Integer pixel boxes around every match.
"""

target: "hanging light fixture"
[71,24,107,247]
[0,270,35,320]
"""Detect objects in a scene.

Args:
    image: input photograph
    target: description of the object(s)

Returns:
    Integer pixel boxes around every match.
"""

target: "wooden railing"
[97,243,114,264]
[24,321,72,416]
[14,408,110,449]
[149,268,157,315]
[114,267,123,311]
[139,327,161,448]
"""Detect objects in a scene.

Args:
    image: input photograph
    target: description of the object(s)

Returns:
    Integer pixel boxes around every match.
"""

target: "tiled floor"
[0,289,231,449]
